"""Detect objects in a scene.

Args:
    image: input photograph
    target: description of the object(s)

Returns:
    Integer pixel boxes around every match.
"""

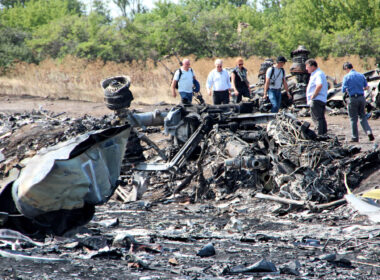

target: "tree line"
[1,0,379,72]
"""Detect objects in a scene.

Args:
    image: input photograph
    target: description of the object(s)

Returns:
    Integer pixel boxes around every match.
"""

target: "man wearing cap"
[305,59,328,135]
[263,56,291,113]
[342,62,374,142]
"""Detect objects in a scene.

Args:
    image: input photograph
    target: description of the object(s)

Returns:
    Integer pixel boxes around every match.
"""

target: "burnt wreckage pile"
[0,75,379,237]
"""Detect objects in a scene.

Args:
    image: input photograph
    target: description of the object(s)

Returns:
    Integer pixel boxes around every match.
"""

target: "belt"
[269,88,281,90]
[349,93,364,98]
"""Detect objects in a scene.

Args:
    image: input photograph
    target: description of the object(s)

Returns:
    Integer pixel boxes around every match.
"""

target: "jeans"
[310,100,327,135]
[179,91,193,104]
[268,88,281,113]
[347,95,372,140]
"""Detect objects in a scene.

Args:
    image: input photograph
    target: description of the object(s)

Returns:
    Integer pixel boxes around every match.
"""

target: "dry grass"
[0,55,376,104]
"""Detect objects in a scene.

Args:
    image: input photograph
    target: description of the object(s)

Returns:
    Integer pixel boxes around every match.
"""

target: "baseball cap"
[276,56,287,63]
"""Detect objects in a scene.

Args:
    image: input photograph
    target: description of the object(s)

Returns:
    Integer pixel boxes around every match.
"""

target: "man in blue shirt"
[342,62,374,142]
[171,58,196,104]
[305,59,328,135]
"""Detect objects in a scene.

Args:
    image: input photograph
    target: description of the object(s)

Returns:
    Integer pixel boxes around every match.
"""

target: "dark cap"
[343,62,353,70]
[276,56,287,63]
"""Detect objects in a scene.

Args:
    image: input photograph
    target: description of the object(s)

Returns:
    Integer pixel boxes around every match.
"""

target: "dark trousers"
[310,100,327,135]
[347,95,372,140]
[232,87,249,103]
[213,90,229,105]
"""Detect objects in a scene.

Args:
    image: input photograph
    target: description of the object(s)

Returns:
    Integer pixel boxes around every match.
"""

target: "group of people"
[171,57,375,142]
[304,59,374,142]
[171,57,251,105]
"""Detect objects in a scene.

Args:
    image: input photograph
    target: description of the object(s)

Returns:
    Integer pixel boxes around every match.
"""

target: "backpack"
[268,67,285,85]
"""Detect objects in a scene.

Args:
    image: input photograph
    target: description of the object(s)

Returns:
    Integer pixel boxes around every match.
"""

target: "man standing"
[171,58,196,104]
[305,59,328,136]
[342,62,374,142]
[231,57,250,103]
[206,59,232,105]
[263,56,291,113]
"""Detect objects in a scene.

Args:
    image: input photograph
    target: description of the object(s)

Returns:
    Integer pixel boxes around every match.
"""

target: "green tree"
[0,0,83,30]
[111,0,146,18]
[0,0,28,8]
[0,26,35,71]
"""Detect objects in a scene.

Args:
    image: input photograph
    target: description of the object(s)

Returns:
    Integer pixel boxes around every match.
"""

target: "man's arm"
[311,83,322,100]
[171,80,177,98]
[341,76,348,93]
[231,72,238,94]
[283,78,291,99]
[206,72,213,96]
[263,77,270,99]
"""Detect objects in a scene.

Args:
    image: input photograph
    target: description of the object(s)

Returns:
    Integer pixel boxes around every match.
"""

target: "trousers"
[310,99,327,135]
[268,88,281,113]
[347,95,372,140]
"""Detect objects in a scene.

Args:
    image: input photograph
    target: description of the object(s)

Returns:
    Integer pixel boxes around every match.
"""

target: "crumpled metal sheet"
[12,125,131,218]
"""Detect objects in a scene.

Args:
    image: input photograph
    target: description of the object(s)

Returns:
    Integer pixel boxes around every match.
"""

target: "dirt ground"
[1,93,379,148]
[1,93,380,280]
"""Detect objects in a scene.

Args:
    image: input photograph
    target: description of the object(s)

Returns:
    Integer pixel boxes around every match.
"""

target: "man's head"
[236,57,244,69]
[182,58,190,70]
[343,62,353,72]
[215,59,223,72]
[305,59,318,74]
[276,56,287,68]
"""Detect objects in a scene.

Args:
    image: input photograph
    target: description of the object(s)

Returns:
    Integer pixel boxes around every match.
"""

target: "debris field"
[0,101,380,279]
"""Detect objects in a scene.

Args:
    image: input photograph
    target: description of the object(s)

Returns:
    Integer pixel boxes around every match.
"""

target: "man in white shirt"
[171,58,196,104]
[206,59,232,104]
[305,58,328,135]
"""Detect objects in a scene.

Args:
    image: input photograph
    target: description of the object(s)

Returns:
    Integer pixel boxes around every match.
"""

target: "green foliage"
[0,0,379,69]
[0,0,28,8]
[0,0,83,30]
[0,26,35,71]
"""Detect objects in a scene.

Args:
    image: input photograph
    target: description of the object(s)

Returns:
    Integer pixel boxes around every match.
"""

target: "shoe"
[368,134,375,141]
[350,138,359,143]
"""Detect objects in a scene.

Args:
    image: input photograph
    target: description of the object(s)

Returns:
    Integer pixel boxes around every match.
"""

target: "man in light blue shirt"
[171,58,196,104]
[342,62,374,142]
[206,59,232,104]
[306,59,328,135]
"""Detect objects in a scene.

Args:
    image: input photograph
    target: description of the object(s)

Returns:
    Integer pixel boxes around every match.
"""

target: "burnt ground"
[0,93,380,280]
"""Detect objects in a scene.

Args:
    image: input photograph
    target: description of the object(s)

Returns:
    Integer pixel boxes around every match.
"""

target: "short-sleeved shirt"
[341,70,368,96]
[206,69,231,91]
[173,68,194,93]
[306,68,328,105]
[266,67,285,89]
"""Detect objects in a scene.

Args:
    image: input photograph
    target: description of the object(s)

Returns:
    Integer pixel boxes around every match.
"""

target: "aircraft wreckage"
[1,63,380,237]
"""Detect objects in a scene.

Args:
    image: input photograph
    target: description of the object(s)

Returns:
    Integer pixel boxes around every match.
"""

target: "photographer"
[263,56,291,113]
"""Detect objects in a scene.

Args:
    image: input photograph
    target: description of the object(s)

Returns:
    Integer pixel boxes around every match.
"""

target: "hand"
[287,92,292,99]
[172,91,176,98]
[263,92,268,99]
